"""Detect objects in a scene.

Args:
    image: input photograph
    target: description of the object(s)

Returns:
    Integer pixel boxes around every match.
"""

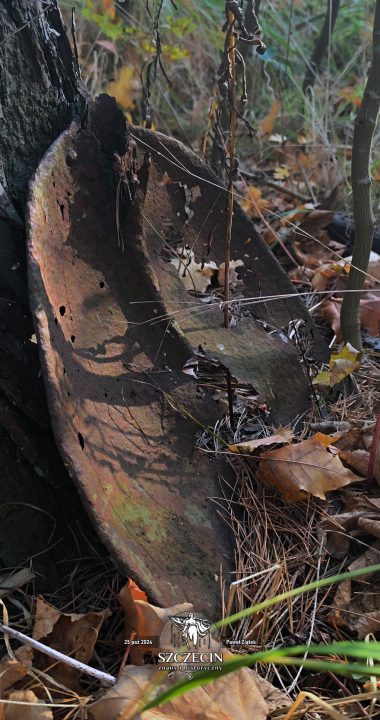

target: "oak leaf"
[31,597,111,691]
[256,433,361,504]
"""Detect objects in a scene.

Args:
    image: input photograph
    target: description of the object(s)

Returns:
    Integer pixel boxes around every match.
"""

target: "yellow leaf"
[273,165,290,180]
[240,185,269,219]
[107,66,136,111]
[313,343,361,387]
[259,99,280,136]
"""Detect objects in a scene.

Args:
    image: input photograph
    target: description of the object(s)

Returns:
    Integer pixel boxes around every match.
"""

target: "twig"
[225,366,235,430]
[240,169,312,203]
[224,13,238,329]
[0,623,117,685]
[367,413,380,482]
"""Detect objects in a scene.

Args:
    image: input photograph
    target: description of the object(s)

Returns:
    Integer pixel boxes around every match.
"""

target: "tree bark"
[0,0,90,579]
[302,0,341,94]
[340,0,380,350]
[0,0,85,414]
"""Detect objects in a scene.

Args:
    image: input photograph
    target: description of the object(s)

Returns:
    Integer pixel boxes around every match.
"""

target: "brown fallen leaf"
[31,597,111,691]
[360,294,380,336]
[321,294,380,341]
[118,580,192,665]
[328,545,380,638]
[240,186,269,219]
[256,433,362,504]
[320,298,342,341]
[0,658,29,693]
[321,492,380,558]
[228,426,294,453]
[91,662,269,720]
[4,690,52,719]
[339,448,380,483]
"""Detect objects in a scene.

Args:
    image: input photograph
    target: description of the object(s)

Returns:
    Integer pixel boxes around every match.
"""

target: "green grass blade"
[214,562,380,629]
[140,641,380,712]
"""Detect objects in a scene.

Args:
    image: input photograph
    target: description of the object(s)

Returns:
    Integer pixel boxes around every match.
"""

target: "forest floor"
[1,2,380,718]
[0,130,379,720]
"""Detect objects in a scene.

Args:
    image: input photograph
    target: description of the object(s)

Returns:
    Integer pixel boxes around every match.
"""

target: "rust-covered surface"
[27,96,320,611]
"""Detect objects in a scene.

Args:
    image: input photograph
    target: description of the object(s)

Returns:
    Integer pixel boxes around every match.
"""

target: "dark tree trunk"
[303,0,341,94]
[0,0,91,584]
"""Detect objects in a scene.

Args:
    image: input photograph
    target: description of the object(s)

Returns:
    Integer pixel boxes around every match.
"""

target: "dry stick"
[340,0,380,350]
[0,623,117,686]
[367,413,380,482]
[224,15,238,329]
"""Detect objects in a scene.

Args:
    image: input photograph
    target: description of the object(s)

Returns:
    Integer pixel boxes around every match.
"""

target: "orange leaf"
[102,0,116,18]
[240,185,269,219]
[259,99,280,136]
[256,433,361,504]
[128,579,148,602]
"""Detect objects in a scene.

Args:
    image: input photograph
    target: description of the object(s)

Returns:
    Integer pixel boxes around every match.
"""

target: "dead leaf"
[359,294,380,336]
[107,66,138,111]
[320,493,380,558]
[296,209,335,239]
[240,186,269,219]
[96,39,118,54]
[256,433,362,504]
[228,426,294,453]
[321,294,380,341]
[339,84,362,108]
[259,99,280,136]
[217,260,244,290]
[31,597,110,691]
[0,659,29,693]
[4,690,52,719]
[320,298,342,340]
[273,165,290,180]
[313,344,361,387]
[91,662,269,720]
[118,580,192,665]
[358,517,380,539]
[328,545,380,638]
[170,249,217,294]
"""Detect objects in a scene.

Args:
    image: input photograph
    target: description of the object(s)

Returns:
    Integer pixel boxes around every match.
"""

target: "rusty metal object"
[27,96,320,611]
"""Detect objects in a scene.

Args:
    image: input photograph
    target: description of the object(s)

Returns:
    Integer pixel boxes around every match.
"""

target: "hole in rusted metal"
[77,432,85,450]
[59,305,66,316]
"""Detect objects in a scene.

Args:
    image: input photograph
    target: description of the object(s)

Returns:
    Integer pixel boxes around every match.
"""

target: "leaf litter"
[2,85,380,720]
